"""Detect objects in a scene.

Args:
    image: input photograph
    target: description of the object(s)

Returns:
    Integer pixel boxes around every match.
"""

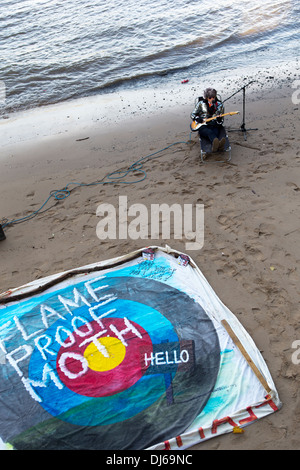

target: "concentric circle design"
[56,317,153,397]
[24,274,221,450]
[28,296,178,425]
[84,336,126,372]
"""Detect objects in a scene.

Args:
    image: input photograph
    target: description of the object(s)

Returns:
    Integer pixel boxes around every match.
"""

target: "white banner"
[0,246,281,450]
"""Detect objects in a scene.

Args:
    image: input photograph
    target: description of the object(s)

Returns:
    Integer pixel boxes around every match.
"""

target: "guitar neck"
[205,112,231,123]
[190,111,239,132]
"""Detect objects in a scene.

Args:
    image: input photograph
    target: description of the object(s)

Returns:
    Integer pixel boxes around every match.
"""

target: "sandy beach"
[0,61,299,450]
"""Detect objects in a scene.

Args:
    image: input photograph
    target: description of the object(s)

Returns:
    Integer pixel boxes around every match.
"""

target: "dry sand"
[0,61,299,450]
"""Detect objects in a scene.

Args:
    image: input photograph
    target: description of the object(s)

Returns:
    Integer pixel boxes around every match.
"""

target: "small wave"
[1,0,298,115]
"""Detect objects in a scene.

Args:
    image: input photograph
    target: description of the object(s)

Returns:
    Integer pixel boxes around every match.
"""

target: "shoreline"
[0,60,300,450]
[1,58,298,150]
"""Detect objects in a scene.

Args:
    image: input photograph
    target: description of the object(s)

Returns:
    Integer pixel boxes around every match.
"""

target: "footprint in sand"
[286,182,300,192]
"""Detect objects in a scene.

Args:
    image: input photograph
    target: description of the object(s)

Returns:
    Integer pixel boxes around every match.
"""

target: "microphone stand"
[224,80,258,141]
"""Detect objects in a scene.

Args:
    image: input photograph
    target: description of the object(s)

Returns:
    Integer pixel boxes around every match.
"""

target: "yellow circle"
[84,336,126,372]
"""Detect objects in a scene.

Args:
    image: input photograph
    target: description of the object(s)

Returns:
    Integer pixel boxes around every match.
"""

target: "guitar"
[190,111,239,132]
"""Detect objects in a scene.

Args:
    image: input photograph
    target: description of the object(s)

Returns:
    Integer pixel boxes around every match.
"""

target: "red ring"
[56,317,153,397]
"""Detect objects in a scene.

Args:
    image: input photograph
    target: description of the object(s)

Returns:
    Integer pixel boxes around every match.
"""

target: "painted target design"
[24,276,220,450]
[56,317,154,398]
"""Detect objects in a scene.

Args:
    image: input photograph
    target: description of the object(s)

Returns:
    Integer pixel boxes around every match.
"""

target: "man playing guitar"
[190,87,226,152]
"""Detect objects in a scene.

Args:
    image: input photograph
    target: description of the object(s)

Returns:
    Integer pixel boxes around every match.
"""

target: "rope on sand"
[1,139,189,229]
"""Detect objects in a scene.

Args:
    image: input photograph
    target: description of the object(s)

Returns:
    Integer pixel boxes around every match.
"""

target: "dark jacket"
[191,97,224,124]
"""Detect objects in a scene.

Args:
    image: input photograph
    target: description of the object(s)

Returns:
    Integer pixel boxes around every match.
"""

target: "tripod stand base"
[228,125,258,141]
[225,81,258,141]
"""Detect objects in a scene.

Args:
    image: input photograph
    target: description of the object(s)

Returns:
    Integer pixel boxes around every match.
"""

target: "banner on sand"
[0,246,281,450]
